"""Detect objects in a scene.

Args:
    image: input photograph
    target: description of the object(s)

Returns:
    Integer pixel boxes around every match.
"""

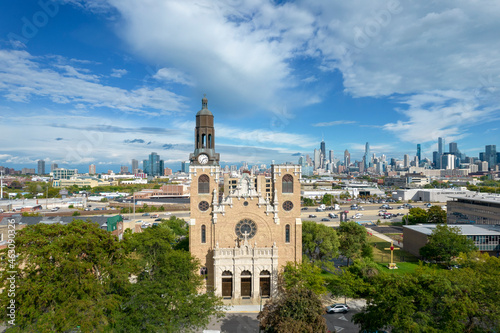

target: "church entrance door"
[241,270,252,298]
[222,271,233,298]
[260,277,270,297]
[222,278,232,298]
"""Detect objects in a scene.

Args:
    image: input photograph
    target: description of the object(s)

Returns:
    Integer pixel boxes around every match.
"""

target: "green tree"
[427,205,446,223]
[281,261,326,295]
[404,207,428,224]
[353,262,500,332]
[0,220,128,332]
[302,197,315,206]
[337,221,369,266]
[258,287,328,333]
[320,193,337,205]
[115,224,225,332]
[419,224,476,265]
[302,221,339,264]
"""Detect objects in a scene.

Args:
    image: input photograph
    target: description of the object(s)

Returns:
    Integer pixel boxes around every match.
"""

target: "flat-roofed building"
[403,224,500,257]
[448,194,500,225]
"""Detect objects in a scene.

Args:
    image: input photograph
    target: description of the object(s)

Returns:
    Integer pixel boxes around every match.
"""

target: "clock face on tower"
[197,154,209,164]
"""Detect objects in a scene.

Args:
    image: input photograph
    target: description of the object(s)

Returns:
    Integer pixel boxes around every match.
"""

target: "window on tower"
[201,225,206,243]
[282,174,293,193]
[199,174,210,194]
[285,224,290,243]
[202,134,206,148]
[208,134,212,148]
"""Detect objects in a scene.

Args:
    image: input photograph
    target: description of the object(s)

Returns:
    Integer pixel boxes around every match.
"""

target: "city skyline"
[1,1,500,170]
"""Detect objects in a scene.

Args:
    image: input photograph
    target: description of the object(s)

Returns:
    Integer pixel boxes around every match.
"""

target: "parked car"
[320,218,330,221]
[326,304,350,314]
[308,214,317,218]
[93,208,100,211]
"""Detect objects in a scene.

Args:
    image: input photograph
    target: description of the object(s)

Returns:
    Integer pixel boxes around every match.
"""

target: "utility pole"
[133,192,136,221]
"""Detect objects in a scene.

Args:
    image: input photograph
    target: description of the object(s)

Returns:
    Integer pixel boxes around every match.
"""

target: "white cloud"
[110,68,128,78]
[0,50,186,114]
[312,120,356,127]
[153,68,194,86]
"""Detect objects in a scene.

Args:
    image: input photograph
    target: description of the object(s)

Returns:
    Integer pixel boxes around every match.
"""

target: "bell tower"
[189,95,220,166]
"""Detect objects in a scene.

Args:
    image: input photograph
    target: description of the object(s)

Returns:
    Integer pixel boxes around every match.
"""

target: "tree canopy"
[0,219,224,333]
[0,220,128,332]
[281,261,327,295]
[302,221,339,265]
[353,258,500,332]
[419,224,476,265]
[337,221,370,265]
[258,286,328,333]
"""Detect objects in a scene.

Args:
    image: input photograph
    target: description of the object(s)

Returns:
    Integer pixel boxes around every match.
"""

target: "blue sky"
[1,0,499,173]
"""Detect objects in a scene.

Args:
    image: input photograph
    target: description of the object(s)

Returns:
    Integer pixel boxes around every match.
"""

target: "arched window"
[201,225,206,243]
[285,224,290,243]
[198,174,210,194]
[202,134,206,148]
[208,134,212,148]
[196,133,200,149]
[282,174,293,193]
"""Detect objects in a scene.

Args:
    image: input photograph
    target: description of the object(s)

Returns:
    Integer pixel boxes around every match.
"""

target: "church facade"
[189,97,302,302]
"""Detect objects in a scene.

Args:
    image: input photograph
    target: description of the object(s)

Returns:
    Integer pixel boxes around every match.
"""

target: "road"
[301,202,433,226]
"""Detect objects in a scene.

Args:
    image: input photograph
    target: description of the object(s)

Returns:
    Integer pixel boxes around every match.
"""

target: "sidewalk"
[366,227,403,248]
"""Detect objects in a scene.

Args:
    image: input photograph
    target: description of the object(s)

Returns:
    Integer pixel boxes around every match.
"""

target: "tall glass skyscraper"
[364,142,370,170]
[143,152,164,176]
[416,144,421,162]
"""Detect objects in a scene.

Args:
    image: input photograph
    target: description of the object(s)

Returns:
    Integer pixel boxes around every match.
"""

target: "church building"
[189,96,302,302]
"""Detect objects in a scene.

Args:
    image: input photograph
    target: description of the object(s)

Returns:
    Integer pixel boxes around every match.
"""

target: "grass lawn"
[375,261,420,274]
[367,235,419,263]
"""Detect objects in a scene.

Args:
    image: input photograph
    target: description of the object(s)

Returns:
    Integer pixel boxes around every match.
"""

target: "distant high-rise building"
[403,154,410,168]
[131,159,138,172]
[344,150,350,169]
[89,164,96,175]
[37,160,45,175]
[449,142,458,155]
[364,142,370,170]
[50,163,58,172]
[120,166,129,174]
[305,154,312,166]
[329,150,334,164]
[181,161,190,173]
[298,156,306,166]
[22,168,36,174]
[442,153,455,170]
[438,137,445,169]
[416,144,421,162]
[164,167,172,176]
[313,149,321,170]
[144,152,164,176]
[482,145,498,170]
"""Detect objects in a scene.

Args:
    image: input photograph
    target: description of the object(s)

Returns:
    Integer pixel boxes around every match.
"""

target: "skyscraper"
[416,144,421,162]
[131,159,138,173]
[403,154,410,168]
[144,152,164,176]
[449,142,458,155]
[438,137,445,169]
[50,163,58,172]
[344,149,350,169]
[329,150,334,164]
[364,142,370,170]
[320,140,326,168]
[313,149,321,170]
[37,160,45,175]
[482,145,498,169]
[89,164,96,175]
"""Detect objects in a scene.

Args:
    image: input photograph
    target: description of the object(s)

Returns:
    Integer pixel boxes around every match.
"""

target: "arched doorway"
[241,270,252,298]
[260,270,271,298]
[222,271,233,298]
